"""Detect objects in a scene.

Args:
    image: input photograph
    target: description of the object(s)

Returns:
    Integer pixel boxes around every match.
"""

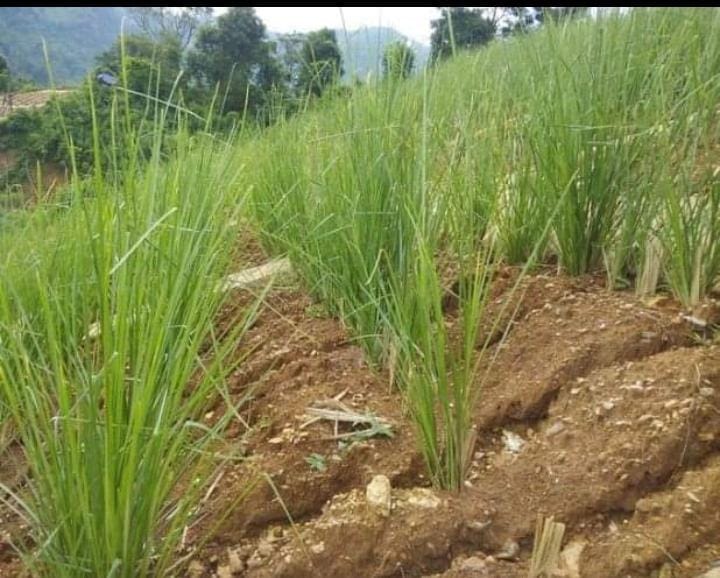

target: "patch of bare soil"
[192,286,420,545]
[0,90,73,119]
[181,268,720,578]
[0,442,28,575]
[3,263,720,578]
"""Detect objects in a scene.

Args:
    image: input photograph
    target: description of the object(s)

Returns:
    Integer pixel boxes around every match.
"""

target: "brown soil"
[0,90,73,119]
[3,261,720,578]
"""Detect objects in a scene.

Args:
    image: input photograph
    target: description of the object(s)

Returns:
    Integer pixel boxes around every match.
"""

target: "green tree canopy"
[95,34,183,97]
[186,7,281,115]
[299,28,343,97]
[0,55,10,92]
[382,41,416,80]
[128,7,213,49]
[430,7,496,60]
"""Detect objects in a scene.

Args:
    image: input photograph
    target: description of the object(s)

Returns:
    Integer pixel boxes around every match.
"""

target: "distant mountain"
[0,7,127,85]
[335,27,430,80]
[0,8,430,88]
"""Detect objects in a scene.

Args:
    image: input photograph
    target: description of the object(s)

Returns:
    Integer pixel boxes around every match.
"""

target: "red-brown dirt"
[2,258,719,578]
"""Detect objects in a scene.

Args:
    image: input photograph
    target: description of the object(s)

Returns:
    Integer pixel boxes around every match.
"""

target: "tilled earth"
[2,264,719,578]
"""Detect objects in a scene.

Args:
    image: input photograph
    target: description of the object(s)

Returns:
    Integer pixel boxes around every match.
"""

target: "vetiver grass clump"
[243,8,720,488]
[0,79,256,575]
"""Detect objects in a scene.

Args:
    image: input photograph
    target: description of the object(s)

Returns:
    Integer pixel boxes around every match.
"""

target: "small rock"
[256,541,274,557]
[699,387,714,398]
[459,556,489,575]
[222,258,292,291]
[502,430,525,454]
[310,542,325,555]
[495,540,519,560]
[698,568,720,578]
[683,314,708,328]
[246,555,263,569]
[465,520,491,533]
[546,421,566,437]
[366,475,392,516]
[227,548,243,573]
[268,437,283,444]
[217,565,233,578]
[634,498,656,513]
[406,489,441,509]
[559,540,586,578]
[187,561,205,578]
[658,562,674,578]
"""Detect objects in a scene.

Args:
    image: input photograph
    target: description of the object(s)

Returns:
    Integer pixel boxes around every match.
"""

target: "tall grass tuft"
[243,8,720,488]
[388,237,496,489]
[0,66,256,576]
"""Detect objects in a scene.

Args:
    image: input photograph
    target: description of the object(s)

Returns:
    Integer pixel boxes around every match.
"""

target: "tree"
[0,55,10,92]
[95,34,183,97]
[382,41,415,80]
[186,7,281,114]
[298,29,343,97]
[277,33,305,96]
[491,7,541,36]
[128,7,213,50]
[431,7,496,60]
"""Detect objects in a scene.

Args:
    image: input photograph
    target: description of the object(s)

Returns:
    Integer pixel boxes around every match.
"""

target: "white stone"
[546,421,566,437]
[559,540,586,578]
[459,556,489,575]
[502,430,525,454]
[222,258,292,291]
[366,474,392,516]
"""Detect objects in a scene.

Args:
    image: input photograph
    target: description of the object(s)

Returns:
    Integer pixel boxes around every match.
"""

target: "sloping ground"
[2,265,719,578]
[180,269,719,578]
[0,89,73,119]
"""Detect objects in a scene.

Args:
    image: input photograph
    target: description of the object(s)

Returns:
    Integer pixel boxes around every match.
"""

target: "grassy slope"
[0,88,256,576]
[0,7,719,575]
[245,8,720,317]
[243,8,720,486]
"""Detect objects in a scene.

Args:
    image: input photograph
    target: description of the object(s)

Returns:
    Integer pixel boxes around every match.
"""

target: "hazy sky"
[218,8,438,44]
